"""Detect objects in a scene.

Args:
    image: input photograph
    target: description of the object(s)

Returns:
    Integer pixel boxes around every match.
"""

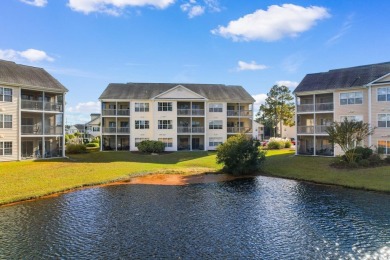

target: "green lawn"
[1,150,389,206]
[262,149,390,192]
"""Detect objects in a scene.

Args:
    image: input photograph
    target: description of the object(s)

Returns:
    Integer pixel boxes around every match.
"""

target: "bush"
[137,140,165,154]
[354,146,373,160]
[86,143,99,148]
[284,139,292,148]
[385,156,390,164]
[216,134,265,175]
[266,137,291,149]
[66,144,87,154]
[368,154,382,166]
[358,159,370,167]
[91,137,100,144]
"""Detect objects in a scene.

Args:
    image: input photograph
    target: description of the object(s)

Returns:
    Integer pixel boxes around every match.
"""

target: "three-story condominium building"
[294,62,390,156]
[99,83,255,151]
[0,60,68,162]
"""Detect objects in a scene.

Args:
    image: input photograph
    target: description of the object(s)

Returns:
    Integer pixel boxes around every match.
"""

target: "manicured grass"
[0,151,220,205]
[1,149,389,206]
[262,149,390,192]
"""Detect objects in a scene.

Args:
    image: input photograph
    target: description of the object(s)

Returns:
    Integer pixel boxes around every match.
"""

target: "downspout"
[367,84,372,147]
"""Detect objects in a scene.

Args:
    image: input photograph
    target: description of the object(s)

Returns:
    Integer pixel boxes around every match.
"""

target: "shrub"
[216,134,265,175]
[91,137,100,144]
[137,140,165,154]
[358,159,370,167]
[66,144,87,154]
[354,146,373,160]
[284,139,292,148]
[368,154,382,166]
[385,156,390,164]
[86,143,99,148]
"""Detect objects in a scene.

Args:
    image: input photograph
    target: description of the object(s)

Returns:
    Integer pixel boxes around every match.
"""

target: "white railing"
[227,127,252,133]
[240,110,253,117]
[117,109,130,116]
[102,109,116,116]
[44,102,63,112]
[192,109,205,116]
[315,102,334,111]
[297,104,314,112]
[102,127,117,133]
[44,126,63,135]
[315,125,329,134]
[227,110,239,117]
[21,125,42,134]
[21,100,43,110]
[177,109,191,116]
[117,127,130,134]
[192,127,204,133]
[177,127,191,133]
[297,126,314,134]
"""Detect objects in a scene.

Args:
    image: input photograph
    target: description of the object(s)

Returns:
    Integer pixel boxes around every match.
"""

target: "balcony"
[102,127,117,134]
[297,104,314,113]
[21,125,63,135]
[297,126,314,134]
[227,127,252,133]
[44,126,63,135]
[21,100,43,110]
[177,127,204,133]
[102,109,116,116]
[44,102,63,112]
[117,127,130,134]
[297,103,334,113]
[177,109,191,116]
[315,125,330,134]
[117,109,130,116]
[315,102,333,112]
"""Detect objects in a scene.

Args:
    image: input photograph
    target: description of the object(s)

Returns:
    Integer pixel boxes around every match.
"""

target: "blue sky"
[1,0,390,124]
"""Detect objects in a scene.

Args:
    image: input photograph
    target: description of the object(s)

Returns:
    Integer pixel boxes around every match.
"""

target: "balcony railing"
[192,109,204,116]
[227,127,252,133]
[240,110,253,117]
[315,125,330,134]
[44,126,63,135]
[44,102,63,112]
[21,125,42,135]
[297,104,314,112]
[102,127,117,133]
[227,110,239,117]
[177,109,191,116]
[297,126,314,134]
[117,109,130,116]
[102,109,116,116]
[177,126,205,133]
[21,100,43,110]
[315,102,334,112]
[117,127,130,134]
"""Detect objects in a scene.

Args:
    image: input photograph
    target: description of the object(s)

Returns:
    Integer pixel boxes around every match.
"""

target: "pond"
[0,176,389,259]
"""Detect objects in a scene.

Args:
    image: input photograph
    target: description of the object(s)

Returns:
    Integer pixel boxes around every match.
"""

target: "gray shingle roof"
[99,83,255,102]
[0,59,68,92]
[294,62,390,93]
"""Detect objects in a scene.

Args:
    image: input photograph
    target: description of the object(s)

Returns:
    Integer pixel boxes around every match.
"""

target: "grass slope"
[262,150,390,192]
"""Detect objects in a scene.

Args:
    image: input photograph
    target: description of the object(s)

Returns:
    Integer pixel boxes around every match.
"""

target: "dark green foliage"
[354,146,373,160]
[368,154,383,166]
[137,140,165,154]
[216,134,266,175]
[91,137,100,144]
[267,140,284,149]
[66,144,87,154]
[284,140,292,148]
[358,159,370,167]
[385,156,390,164]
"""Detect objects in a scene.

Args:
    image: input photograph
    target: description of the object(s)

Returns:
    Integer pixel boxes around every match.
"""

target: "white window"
[209,103,223,112]
[0,114,12,128]
[158,102,172,111]
[158,120,172,129]
[135,120,149,129]
[92,126,100,132]
[0,88,12,102]
[135,138,149,147]
[158,138,173,148]
[135,103,149,112]
[378,140,390,155]
[378,114,390,128]
[209,137,223,147]
[0,142,12,156]
[209,120,223,129]
[340,92,363,105]
[378,87,390,102]
[340,115,363,122]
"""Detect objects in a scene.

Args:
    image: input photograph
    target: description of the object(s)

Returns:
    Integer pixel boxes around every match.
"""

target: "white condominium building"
[99,83,255,151]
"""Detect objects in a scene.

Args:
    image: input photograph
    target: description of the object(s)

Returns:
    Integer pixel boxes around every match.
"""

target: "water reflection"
[0,176,389,259]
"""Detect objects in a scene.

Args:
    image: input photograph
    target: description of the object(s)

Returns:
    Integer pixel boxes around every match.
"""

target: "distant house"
[98,83,255,151]
[0,59,68,161]
[294,61,390,156]
[66,125,79,135]
[85,113,101,140]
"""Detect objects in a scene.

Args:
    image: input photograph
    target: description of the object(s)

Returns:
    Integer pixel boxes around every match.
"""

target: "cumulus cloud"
[19,0,47,7]
[276,80,299,88]
[237,61,268,71]
[0,48,54,62]
[66,101,101,124]
[180,0,220,18]
[67,0,175,15]
[252,93,267,113]
[212,4,330,41]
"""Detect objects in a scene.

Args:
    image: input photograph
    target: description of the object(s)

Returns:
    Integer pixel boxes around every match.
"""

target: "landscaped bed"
[0,150,389,206]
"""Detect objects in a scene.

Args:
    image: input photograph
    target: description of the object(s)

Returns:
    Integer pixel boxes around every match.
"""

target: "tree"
[326,118,375,163]
[256,85,295,137]
[216,134,266,175]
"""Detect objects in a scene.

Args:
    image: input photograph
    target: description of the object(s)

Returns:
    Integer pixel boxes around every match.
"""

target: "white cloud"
[252,93,267,113]
[212,4,330,41]
[19,0,47,7]
[237,61,268,71]
[181,0,220,18]
[276,80,299,88]
[66,101,101,124]
[67,0,175,15]
[0,48,54,62]
[67,101,101,113]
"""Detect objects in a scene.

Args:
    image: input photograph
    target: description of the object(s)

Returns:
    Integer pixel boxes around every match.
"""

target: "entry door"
[21,141,33,157]
[192,138,200,150]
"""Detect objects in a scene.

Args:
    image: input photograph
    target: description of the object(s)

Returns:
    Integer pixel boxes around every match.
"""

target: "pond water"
[0,176,389,259]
